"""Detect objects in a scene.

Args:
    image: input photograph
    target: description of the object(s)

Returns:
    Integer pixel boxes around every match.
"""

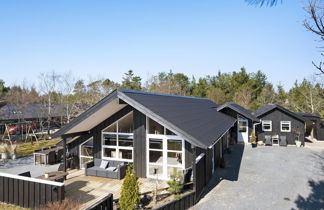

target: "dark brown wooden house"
[253,104,306,145]
[53,89,236,188]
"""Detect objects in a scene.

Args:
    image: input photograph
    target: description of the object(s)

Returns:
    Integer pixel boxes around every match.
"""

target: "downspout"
[253,119,262,136]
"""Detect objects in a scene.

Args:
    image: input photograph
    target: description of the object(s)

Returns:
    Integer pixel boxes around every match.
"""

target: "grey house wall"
[256,109,305,145]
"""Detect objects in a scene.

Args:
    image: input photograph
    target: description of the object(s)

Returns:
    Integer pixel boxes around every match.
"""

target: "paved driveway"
[193,144,324,210]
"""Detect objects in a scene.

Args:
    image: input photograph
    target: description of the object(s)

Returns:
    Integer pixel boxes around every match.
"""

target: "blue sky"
[0,0,320,90]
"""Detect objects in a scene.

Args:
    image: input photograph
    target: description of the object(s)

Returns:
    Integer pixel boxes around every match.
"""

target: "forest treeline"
[0,67,323,122]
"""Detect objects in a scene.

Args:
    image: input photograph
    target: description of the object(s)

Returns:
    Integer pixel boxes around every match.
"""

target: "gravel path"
[192,144,324,210]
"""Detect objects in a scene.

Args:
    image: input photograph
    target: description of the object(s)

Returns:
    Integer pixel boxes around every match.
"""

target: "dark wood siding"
[185,141,193,168]
[256,109,305,145]
[133,109,147,178]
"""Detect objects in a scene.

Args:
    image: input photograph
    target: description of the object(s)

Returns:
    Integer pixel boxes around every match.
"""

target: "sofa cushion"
[87,166,100,176]
[94,158,102,166]
[100,160,109,169]
[106,166,117,171]
[109,161,117,167]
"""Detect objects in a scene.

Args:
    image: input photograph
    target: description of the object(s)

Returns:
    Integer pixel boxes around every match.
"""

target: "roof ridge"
[118,88,209,100]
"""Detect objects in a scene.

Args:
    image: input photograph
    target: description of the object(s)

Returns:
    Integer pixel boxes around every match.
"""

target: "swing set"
[1,121,38,143]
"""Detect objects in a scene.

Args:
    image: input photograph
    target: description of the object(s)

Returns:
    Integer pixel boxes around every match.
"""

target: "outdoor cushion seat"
[264,135,272,146]
[279,136,287,146]
[85,158,127,179]
[106,167,116,171]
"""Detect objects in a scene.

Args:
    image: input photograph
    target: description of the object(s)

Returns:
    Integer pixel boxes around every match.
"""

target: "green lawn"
[16,139,60,157]
[0,202,29,210]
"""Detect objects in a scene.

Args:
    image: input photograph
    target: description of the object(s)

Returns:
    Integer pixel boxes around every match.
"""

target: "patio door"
[79,138,93,169]
[237,119,248,143]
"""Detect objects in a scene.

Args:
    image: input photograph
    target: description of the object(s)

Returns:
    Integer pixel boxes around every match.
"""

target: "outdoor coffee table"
[36,171,68,182]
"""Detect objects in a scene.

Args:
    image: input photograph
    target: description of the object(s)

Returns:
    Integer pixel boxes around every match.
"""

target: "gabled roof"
[0,104,65,121]
[253,104,306,123]
[54,89,236,148]
[217,102,259,122]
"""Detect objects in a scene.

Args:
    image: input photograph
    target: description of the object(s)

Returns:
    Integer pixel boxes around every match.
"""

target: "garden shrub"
[120,166,140,210]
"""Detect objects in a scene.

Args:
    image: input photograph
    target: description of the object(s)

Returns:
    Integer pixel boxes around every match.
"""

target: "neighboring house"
[53,89,236,183]
[295,112,324,141]
[217,102,259,144]
[0,104,65,133]
[253,104,306,145]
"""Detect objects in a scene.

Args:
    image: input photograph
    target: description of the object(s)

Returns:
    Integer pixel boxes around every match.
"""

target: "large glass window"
[149,118,164,134]
[80,138,93,169]
[262,120,272,131]
[147,117,184,180]
[102,112,133,162]
[280,121,291,132]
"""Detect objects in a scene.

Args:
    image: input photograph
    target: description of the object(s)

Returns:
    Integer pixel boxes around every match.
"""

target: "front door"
[237,119,249,143]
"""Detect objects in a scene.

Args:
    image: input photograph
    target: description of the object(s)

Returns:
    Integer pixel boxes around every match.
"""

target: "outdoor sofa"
[85,158,127,179]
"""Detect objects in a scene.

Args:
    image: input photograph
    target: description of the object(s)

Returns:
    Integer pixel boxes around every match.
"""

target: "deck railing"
[154,191,196,210]
[195,153,206,200]
[0,172,65,208]
[85,193,113,210]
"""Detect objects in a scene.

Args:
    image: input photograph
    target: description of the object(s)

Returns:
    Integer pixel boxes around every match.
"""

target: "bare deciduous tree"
[304,0,324,74]
[39,71,61,133]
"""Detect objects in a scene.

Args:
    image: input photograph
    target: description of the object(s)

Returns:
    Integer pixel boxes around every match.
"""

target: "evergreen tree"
[121,70,142,90]
[120,166,140,210]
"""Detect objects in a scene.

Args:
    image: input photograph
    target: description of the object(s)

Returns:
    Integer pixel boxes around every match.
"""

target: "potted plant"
[0,144,8,160]
[44,171,49,178]
[8,143,17,160]
[251,132,257,148]
[294,129,302,147]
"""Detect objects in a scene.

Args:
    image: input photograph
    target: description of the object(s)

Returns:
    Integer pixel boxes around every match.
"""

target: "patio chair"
[279,136,287,146]
[58,163,65,172]
[272,135,279,145]
[264,135,272,146]
[18,171,31,177]
[181,168,192,191]
[56,149,64,163]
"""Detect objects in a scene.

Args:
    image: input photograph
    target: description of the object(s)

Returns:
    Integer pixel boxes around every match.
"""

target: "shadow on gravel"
[200,144,245,198]
[293,151,324,210]
[293,180,324,210]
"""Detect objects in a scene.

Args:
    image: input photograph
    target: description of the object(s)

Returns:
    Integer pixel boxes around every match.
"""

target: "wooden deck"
[64,169,168,209]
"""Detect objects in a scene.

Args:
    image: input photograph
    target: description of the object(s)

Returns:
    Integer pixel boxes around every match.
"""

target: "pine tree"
[120,166,140,210]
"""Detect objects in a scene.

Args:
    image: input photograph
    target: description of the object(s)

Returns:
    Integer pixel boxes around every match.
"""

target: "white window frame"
[262,120,272,132]
[79,137,93,169]
[101,112,134,162]
[146,117,185,180]
[280,121,291,132]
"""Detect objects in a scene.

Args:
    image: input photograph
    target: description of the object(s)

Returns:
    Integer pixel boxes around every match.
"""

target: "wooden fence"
[86,193,113,210]
[154,191,196,210]
[195,153,206,200]
[0,172,65,208]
